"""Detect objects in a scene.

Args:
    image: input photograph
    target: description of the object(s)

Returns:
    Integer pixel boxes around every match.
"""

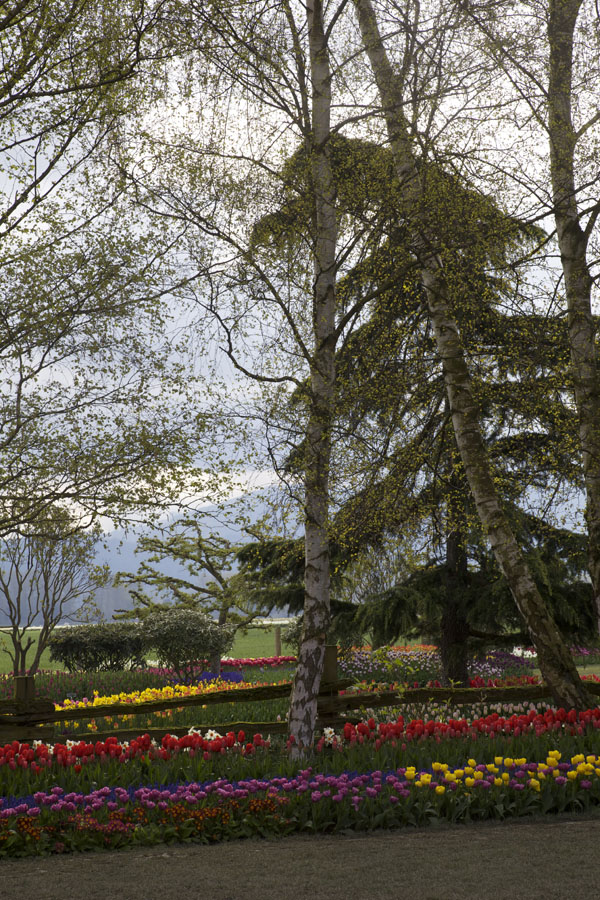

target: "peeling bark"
[287,0,337,754]
[353,0,591,709]
[547,0,600,633]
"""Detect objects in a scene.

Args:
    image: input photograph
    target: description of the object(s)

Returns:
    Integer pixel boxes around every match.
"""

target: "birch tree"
[456,0,600,633]
[124,0,361,751]
[352,0,591,707]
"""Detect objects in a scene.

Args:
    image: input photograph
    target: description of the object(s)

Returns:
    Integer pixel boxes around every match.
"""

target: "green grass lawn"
[0,625,297,675]
[3,626,600,679]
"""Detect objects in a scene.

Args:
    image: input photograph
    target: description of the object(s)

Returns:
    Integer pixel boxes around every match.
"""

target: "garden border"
[2,646,600,743]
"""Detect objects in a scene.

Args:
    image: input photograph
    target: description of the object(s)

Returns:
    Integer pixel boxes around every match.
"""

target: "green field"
[0,625,296,675]
[2,626,600,680]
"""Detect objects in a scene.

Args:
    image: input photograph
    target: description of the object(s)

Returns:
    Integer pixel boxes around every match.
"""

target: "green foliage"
[235,538,305,614]
[0,509,109,675]
[257,138,594,679]
[116,518,275,630]
[47,622,147,673]
[281,617,303,655]
[344,507,595,654]
[142,608,235,682]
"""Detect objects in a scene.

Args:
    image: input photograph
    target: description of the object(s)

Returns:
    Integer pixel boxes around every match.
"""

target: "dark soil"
[2,811,599,900]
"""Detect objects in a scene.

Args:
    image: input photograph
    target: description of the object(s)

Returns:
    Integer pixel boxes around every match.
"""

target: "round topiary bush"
[142,608,235,683]
[47,622,147,673]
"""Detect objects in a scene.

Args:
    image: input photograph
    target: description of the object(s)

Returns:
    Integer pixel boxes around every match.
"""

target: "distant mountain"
[92,530,213,622]
[0,493,297,626]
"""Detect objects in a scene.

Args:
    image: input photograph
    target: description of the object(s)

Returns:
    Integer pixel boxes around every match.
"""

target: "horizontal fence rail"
[2,646,600,743]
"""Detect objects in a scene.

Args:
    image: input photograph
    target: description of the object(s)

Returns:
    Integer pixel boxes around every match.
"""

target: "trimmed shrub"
[47,622,147,672]
[142,608,235,683]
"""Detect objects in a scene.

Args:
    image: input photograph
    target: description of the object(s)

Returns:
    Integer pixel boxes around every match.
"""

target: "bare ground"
[2,811,599,900]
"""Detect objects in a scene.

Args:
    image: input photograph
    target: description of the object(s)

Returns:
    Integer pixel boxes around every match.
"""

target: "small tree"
[142,608,235,684]
[115,516,276,673]
[0,509,108,675]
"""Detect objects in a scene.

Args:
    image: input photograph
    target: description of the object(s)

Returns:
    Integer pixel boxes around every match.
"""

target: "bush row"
[47,610,235,680]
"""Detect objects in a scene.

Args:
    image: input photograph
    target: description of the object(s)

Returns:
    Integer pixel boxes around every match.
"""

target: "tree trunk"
[354,0,591,709]
[547,0,600,633]
[209,650,222,677]
[440,595,470,687]
[440,456,470,686]
[211,603,230,676]
[288,0,337,754]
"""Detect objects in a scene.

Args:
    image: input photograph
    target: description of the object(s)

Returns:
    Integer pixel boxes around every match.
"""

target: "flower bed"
[3,645,600,857]
[0,657,297,704]
[338,646,537,686]
[3,709,600,856]
[51,677,293,738]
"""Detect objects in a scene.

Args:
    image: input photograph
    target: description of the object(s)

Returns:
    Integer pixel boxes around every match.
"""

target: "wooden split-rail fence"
[2,645,600,745]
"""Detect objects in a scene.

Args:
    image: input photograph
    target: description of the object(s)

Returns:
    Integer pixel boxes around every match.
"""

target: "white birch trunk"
[353,0,591,708]
[547,0,600,633]
[287,0,337,753]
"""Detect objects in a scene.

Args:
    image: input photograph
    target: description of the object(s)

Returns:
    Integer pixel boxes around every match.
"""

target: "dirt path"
[2,812,599,900]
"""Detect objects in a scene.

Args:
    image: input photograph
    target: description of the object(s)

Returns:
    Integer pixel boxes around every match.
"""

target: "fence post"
[14,675,35,704]
[317,645,339,732]
[322,644,338,683]
[274,625,282,657]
